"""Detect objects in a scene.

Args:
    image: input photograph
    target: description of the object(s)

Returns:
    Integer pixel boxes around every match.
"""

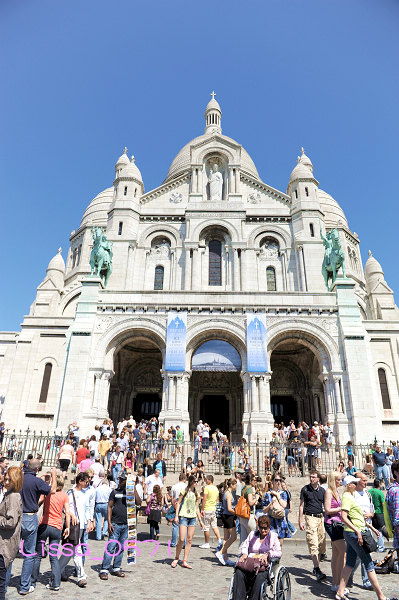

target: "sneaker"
[215,540,223,552]
[215,551,226,566]
[315,568,326,582]
[78,580,87,588]
[199,543,210,549]
[363,582,373,590]
[225,558,236,566]
[45,585,60,591]
[19,586,35,595]
[99,572,109,580]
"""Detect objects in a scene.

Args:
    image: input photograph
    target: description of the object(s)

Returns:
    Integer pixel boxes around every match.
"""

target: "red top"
[41,491,69,530]
[76,447,89,464]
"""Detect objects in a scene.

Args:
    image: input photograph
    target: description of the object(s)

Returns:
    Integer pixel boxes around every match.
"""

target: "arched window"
[209,240,222,285]
[154,265,164,290]
[266,266,276,291]
[378,368,391,409]
[309,223,314,237]
[39,363,52,403]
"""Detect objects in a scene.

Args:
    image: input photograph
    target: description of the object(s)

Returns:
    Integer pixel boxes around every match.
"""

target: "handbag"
[63,490,81,546]
[236,556,268,575]
[362,528,378,553]
[145,494,153,516]
[267,496,285,520]
[235,486,251,520]
[165,505,176,522]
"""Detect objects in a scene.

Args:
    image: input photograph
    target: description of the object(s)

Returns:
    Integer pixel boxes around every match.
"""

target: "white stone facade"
[1,95,399,443]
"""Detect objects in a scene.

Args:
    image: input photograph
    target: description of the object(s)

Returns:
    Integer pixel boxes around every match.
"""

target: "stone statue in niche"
[208,163,223,201]
[152,238,170,257]
[260,239,279,259]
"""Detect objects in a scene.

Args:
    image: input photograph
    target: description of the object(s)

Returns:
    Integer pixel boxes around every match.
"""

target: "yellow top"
[203,484,219,512]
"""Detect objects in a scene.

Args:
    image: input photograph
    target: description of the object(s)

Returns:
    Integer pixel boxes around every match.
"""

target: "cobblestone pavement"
[6,533,399,600]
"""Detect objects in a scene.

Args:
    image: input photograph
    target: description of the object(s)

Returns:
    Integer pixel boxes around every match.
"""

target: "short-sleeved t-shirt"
[58,444,75,461]
[41,491,68,530]
[369,488,385,514]
[341,492,366,531]
[300,483,325,515]
[203,484,219,512]
[242,485,255,515]
[373,451,387,467]
[20,472,51,513]
[109,487,127,525]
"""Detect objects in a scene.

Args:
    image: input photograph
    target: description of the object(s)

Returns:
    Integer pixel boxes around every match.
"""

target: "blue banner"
[247,312,268,372]
[165,311,187,371]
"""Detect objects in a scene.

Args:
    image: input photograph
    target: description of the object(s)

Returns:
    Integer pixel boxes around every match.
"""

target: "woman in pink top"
[233,515,281,600]
[57,441,75,479]
[324,470,346,593]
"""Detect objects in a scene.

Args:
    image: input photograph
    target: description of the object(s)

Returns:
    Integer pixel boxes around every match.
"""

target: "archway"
[108,336,163,424]
[189,340,243,439]
[270,340,325,426]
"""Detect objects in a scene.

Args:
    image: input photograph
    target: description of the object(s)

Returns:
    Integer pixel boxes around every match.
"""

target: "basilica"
[2,95,399,443]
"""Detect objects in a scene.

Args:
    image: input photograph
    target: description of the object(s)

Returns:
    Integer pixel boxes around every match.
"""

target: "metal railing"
[0,429,390,478]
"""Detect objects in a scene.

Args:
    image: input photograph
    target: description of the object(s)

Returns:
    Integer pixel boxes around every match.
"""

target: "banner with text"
[246,312,268,372]
[165,311,187,371]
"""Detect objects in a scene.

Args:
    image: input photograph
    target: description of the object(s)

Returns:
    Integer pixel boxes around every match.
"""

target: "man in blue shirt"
[152,453,167,481]
[19,460,57,595]
[372,445,390,489]
[345,459,358,476]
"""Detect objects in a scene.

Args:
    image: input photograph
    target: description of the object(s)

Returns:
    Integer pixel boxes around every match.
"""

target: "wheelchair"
[227,559,291,600]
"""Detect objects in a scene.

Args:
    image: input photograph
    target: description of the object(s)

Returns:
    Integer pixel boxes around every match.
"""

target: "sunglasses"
[274,478,282,482]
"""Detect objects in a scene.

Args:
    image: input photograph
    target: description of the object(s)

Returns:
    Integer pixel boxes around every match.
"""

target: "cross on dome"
[211,91,216,100]
[123,147,128,154]
[131,155,135,163]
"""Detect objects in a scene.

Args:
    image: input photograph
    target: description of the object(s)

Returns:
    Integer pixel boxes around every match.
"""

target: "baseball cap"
[343,475,358,485]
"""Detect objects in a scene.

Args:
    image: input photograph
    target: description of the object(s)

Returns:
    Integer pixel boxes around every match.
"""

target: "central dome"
[163,133,261,183]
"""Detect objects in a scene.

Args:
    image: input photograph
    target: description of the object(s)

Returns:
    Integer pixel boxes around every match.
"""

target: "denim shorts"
[179,516,196,527]
[343,530,375,572]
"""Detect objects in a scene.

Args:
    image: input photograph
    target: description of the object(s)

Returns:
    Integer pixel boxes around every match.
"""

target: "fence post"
[22,428,30,462]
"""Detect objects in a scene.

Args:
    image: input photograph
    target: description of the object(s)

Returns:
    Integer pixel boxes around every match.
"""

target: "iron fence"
[0,429,390,479]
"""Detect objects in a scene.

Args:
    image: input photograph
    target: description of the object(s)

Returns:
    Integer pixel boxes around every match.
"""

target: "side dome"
[80,187,114,226]
[318,189,348,228]
[163,134,260,183]
[288,162,313,186]
[119,156,143,183]
[47,248,65,273]
[364,250,384,281]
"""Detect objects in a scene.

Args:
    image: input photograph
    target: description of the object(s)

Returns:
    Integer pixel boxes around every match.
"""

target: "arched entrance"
[188,340,243,439]
[108,337,163,423]
[270,340,325,425]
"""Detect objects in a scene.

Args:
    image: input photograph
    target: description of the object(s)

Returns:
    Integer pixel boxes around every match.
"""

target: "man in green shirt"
[369,478,388,552]
[176,426,184,455]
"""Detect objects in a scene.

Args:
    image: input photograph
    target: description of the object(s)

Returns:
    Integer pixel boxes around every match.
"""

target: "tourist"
[142,457,154,478]
[153,452,167,482]
[58,472,92,588]
[238,474,257,544]
[324,471,346,593]
[305,435,319,471]
[324,421,334,451]
[346,440,355,465]
[262,474,290,548]
[338,461,345,474]
[95,476,113,540]
[216,477,237,566]
[91,456,105,487]
[195,459,205,483]
[193,432,201,464]
[387,460,399,561]
[68,422,80,450]
[369,478,388,552]
[99,472,129,580]
[146,468,164,497]
[31,473,71,591]
[88,434,99,458]
[19,460,56,595]
[75,439,88,470]
[199,474,222,550]
[98,434,111,472]
[298,470,326,582]
[110,445,124,482]
[202,423,210,452]
[170,473,187,547]
[232,515,282,600]
[57,438,75,479]
[78,451,94,474]
[0,466,23,600]
[147,484,163,540]
[171,475,201,569]
[176,425,184,455]
[281,479,296,536]
[346,459,357,476]
[336,475,391,600]
[386,447,394,482]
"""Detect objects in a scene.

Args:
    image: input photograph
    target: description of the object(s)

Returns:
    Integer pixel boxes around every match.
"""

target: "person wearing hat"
[99,472,129,580]
[234,469,245,496]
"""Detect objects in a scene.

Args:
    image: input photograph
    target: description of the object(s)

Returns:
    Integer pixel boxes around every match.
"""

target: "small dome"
[288,162,313,185]
[119,155,143,183]
[318,189,348,228]
[115,147,130,168]
[298,147,313,173]
[80,187,114,226]
[205,97,221,113]
[365,250,384,280]
[47,248,65,273]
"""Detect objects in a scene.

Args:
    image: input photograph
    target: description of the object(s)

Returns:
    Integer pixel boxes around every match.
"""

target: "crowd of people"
[0,414,399,599]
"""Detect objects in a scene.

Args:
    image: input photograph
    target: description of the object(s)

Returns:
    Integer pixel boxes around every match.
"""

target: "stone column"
[229,167,235,194]
[225,246,230,288]
[193,247,202,290]
[160,372,168,413]
[281,250,288,291]
[241,249,248,290]
[235,168,240,193]
[233,248,240,291]
[167,376,175,411]
[184,248,192,291]
[333,375,344,414]
[125,242,136,289]
[297,245,306,291]
[251,376,259,413]
[258,373,272,413]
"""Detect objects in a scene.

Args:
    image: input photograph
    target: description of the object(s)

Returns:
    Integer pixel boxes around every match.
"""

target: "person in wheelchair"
[232,515,282,600]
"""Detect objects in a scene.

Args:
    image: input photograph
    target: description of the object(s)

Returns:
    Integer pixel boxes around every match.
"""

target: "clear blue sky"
[1,0,398,331]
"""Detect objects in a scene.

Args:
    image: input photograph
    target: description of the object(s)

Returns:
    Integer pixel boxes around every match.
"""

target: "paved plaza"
[6,528,399,600]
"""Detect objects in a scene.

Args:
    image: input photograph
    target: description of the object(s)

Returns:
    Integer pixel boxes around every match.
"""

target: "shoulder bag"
[267,494,285,520]
[361,527,378,554]
[63,490,80,546]
[236,555,268,575]
[235,485,251,520]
